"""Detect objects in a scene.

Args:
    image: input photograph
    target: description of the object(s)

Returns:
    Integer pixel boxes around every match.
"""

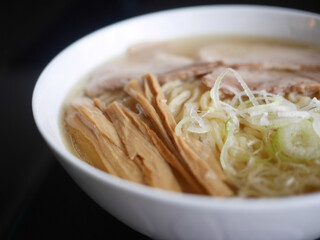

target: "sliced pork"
[202,64,320,95]
[197,41,320,69]
[85,42,193,98]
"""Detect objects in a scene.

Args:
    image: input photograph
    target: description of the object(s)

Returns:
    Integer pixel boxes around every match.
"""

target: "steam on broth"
[62,35,320,197]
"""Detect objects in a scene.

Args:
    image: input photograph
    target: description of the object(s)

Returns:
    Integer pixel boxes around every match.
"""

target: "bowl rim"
[32,4,320,211]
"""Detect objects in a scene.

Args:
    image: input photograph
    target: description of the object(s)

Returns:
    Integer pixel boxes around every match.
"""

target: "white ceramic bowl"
[33,5,320,240]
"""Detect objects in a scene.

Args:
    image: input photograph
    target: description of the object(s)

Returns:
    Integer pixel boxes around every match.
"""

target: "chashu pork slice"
[85,42,193,98]
[157,61,225,83]
[202,64,320,96]
[197,41,320,69]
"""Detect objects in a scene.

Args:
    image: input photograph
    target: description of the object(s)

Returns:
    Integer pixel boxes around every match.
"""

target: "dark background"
[2,1,320,239]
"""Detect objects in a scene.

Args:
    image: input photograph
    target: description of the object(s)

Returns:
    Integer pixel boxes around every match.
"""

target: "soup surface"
[62,36,320,197]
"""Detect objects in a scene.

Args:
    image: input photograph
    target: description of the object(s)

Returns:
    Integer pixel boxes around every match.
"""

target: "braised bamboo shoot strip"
[106,102,182,192]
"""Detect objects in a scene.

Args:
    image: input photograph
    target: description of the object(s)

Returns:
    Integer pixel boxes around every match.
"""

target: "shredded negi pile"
[163,68,320,197]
